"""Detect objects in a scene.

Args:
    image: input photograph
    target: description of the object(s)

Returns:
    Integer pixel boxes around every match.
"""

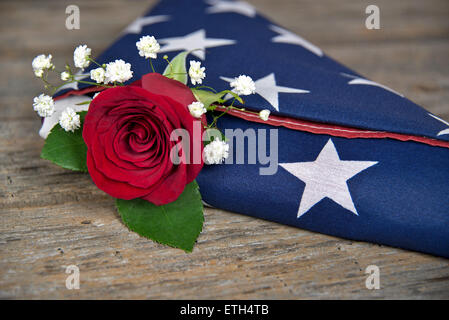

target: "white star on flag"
[205,0,256,18]
[221,73,309,111]
[280,139,378,218]
[428,113,449,136]
[269,25,323,57]
[341,73,404,97]
[123,15,170,34]
[158,29,236,60]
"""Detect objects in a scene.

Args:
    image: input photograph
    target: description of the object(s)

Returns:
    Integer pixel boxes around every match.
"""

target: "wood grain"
[0,0,448,299]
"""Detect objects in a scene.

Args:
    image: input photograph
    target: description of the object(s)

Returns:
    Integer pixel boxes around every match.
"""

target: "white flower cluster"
[90,67,106,83]
[32,54,54,78]
[60,71,70,81]
[59,107,80,132]
[73,45,91,70]
[230,75,256,96]
[90,60,133,84]
[104,59,133,83]
[188,60,206,85]
[136,36,160,59]
[188,101,206,118]
[259,109,270,121]
[203,139,229,165]
[33,94,55,117]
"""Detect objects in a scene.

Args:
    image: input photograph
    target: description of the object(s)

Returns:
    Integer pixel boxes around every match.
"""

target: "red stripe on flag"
[54,86,106,100]
[215,107,449,149]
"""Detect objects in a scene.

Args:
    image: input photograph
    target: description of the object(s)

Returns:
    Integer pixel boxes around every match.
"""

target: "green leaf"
[191,88,226,110]
[40,111,88,172]
[220,90,244,104]
[191,89,244,110]
[163,51,188,84]
[76,100,91,105]
[116,181,204,252]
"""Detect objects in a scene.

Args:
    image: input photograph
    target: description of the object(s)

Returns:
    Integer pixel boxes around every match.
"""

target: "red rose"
[83,73,204,205]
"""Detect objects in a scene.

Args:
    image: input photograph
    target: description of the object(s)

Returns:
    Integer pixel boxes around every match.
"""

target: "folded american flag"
[49,0,449,257]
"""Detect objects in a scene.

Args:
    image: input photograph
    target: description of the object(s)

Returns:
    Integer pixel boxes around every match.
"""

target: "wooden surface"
[1,0,449,299]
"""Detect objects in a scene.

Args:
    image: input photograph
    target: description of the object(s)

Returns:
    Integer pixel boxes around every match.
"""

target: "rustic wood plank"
[1,0,448,299]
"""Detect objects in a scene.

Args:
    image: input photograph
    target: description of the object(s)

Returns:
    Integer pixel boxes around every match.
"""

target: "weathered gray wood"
[1,0,448,299]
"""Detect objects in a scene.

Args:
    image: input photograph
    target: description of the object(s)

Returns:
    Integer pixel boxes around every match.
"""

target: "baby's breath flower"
[34,68,44,78]
[74,45,92,70]
[259,109,270,121]
[188,101,206,118]
[136,36,160,59]
[104,59,133,83]
[230,75,256,96]
[61,71,71,81]
[90,67,106,84]
[203,139,229,165]
[59,107,80,132]
[33,94,55,117]
[32,54,54,78]
[188,60,206,85]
